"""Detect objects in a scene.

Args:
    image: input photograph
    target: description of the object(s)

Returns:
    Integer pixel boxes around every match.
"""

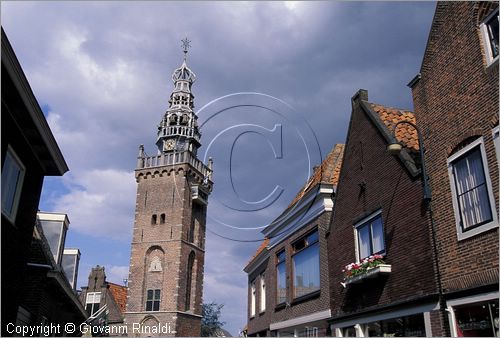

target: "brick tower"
[124,41,213,337]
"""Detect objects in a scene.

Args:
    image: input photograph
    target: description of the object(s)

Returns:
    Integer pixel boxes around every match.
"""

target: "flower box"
[344,264,392,285]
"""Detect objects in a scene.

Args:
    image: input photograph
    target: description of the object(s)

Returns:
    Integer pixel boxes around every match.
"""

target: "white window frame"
[480,9,499,67]
[250,281,256,317]
[353,209,385,262]
[260,273,266,313]
[85,292,101,316]
[447,137,498,241]
[1,145,25,223]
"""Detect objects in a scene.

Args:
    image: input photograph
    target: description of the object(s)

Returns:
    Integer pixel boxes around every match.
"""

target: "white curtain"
[454,148,492,229]
[358,226,370,259]
[371,217,385,254]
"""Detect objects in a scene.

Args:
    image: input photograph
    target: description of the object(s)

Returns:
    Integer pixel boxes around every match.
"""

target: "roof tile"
[369,103,419,152]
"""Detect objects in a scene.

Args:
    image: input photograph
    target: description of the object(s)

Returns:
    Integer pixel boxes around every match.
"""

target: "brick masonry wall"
[327,97,438,319]
[2,79,48,333]
[247,212,332,336]
[411,2,499,294]
[125,164,206,336]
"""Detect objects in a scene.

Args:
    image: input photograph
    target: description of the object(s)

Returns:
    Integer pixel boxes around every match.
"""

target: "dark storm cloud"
[2,2,436,334]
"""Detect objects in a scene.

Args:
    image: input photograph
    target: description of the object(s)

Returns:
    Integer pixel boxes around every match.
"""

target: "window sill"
[457,221,498,241]
[249,315,255,320]
[259,310,265,315]
[291,289,321,305]
[486,56,499,70]
[343,264,391,286]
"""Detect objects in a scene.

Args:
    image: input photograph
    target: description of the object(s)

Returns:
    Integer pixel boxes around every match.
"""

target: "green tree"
[201,302,226,337]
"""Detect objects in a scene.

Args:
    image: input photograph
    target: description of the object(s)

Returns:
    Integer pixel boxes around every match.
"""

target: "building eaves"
[359,100,420,178]
[243,238,270,273]
[1,28,68,175]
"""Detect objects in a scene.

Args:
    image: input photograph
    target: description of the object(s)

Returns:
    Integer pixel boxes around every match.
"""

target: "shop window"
[276,249,286,304]
[363,313,426,337]
[292,230,320,298]
[454,299,499,337]
[355,211,385,261]
[448,137,498,240]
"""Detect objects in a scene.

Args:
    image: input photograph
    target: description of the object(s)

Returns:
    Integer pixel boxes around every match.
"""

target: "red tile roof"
[369,103,419,152]
[288,143,345,207]
[108,282,127,313]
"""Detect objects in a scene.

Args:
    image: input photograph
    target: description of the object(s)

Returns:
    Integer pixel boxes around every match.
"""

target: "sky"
[1,2,436,335]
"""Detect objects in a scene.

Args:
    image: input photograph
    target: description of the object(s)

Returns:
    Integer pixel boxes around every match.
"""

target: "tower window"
[151,214,157,225]
[160,213,166,224]
[185,252,195,311]
[145,289,161,311]
[189,219,195,243]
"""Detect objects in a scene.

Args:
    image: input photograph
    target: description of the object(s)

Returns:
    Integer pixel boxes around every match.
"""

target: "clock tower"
[124,40,213,336]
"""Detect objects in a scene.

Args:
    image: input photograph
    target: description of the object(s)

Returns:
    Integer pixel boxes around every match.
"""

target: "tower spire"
[181,37,191,61]
[156,38,200,154]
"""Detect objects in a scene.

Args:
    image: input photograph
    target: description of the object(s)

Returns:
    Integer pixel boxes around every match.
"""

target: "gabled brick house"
[327,90,442,337]
[244,144,344,337]
[79,266,128,336]
[409,2,499,336]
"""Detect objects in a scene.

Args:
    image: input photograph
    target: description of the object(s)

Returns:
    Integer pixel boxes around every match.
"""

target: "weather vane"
[181,37,191,58]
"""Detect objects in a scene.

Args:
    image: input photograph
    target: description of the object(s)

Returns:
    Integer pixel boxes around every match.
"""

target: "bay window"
[292,230,320,298]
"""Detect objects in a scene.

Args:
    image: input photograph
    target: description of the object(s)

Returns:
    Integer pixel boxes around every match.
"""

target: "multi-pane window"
[1,147,25,222]
[250,281,256,317]
[145,289,161,311]
[292,231,320,298]
[448,138,497,240]
[276,250,286,304]
[260,273,266,313]
[356,213,385,260]
[85,292,101,316]
[480,9,499,65]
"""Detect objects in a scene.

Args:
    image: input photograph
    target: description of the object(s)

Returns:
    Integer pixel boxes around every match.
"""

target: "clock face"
[164,139,176,151]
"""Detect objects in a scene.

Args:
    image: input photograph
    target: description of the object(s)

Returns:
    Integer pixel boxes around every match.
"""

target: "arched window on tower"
[151,214,157,225]
[188,218,195,243]
[185,252,195,311]
[160,214,165,224]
